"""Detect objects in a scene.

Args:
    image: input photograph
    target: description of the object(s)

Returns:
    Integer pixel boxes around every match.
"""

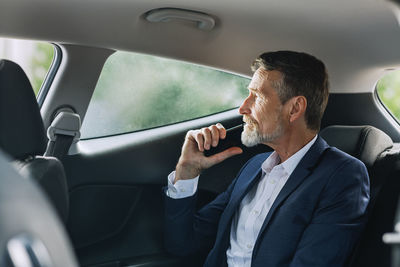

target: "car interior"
[2,0,400,266]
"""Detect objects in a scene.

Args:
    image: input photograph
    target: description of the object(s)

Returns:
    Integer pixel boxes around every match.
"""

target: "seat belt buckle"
[47,111,81,143]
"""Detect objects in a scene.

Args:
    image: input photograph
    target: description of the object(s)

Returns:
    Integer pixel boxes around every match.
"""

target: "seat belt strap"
[45,134,75,160]
[44,110,81,160]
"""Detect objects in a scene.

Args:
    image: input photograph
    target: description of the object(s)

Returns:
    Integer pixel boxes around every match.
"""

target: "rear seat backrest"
[320,125,396,267]
[320,125,393,168]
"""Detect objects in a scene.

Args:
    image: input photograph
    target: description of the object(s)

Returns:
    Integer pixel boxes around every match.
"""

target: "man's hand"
[175,123,243,183]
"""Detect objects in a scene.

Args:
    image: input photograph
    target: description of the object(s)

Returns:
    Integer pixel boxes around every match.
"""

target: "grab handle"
[145,8,215,31]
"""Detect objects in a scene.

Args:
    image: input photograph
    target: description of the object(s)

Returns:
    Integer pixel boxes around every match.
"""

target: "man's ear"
[288,96,307,123]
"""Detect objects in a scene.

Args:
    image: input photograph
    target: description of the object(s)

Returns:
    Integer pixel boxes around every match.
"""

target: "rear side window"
[0,38,54,95]
[376,70,400,120]
[81,51,249,139]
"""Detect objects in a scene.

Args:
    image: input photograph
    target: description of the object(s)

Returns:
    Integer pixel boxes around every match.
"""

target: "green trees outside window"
[31,43,54,95]
[377,70,400,120]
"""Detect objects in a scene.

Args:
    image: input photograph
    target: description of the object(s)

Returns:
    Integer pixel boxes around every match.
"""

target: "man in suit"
[164,51,370,266]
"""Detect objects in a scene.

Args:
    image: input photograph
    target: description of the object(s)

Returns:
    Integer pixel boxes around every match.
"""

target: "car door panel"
[63,111,270,266]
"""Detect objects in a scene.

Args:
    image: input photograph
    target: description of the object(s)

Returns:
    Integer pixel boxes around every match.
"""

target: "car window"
[80,51,249,139]
[0,38,54,95]
[376,70,400,121]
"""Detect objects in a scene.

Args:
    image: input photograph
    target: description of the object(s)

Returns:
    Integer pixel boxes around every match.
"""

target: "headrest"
[0,59,47,160]
[320,125,393,168]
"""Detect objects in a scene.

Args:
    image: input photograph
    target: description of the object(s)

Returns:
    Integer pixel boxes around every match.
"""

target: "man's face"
[239,68,286,147]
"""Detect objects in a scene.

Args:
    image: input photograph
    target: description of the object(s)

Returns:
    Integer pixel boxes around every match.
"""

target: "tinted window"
[81,51,249,139]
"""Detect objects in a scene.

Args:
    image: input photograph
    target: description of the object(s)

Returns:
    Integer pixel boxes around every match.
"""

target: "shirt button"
[270,180,276,184]
[253,210,259,215]
[247,244,253,249]
[179,188,185,192]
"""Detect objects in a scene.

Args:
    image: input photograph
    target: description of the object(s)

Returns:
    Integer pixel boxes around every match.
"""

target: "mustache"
[243,116,257,125]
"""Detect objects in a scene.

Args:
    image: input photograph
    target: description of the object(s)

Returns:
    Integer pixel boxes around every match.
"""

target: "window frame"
[37,44,62,107]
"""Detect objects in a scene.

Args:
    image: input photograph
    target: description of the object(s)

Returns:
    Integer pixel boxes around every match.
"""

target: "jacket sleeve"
[163,159,253,256]
[290,159,370,267]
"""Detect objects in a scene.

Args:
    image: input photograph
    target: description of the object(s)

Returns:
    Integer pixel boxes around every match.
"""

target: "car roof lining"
[1,0,400,94]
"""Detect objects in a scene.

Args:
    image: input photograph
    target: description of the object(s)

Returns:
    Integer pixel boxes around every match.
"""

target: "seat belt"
[44,109,81,160]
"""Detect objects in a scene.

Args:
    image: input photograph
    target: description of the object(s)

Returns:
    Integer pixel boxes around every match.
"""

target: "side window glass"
[81,51,249,139]
[376,70,400,120]
[0,38,54,95]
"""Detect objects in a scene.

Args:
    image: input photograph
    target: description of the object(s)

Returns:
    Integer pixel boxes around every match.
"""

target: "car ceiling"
[1,0,400,94]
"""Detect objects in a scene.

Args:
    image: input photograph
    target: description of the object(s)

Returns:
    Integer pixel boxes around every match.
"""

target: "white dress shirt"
[167,135,317,266]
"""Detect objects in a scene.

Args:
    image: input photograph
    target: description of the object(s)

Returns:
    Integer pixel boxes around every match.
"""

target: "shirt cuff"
[166,170,199,199]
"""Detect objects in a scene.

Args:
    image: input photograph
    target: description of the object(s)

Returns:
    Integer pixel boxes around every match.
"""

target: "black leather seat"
[0,59,69,223]
[0,149,78,267]
[320,125,398,267]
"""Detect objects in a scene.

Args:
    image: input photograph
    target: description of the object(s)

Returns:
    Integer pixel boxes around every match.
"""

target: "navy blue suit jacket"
[164,136,370,266]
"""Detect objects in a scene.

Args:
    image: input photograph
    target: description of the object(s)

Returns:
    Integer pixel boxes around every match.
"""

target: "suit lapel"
[254,136,330,248]
[228,170,262,212]
[212,153,269,253]
[223,154,267,226]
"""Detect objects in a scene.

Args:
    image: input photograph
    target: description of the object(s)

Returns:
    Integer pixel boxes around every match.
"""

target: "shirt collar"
[261,152,281,174]
[261,135,318,177]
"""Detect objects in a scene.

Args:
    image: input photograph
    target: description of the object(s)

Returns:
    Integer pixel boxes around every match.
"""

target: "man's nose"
[239,95,251,115]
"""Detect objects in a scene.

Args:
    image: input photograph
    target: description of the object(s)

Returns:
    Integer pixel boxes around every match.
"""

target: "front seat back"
[0,149,78,267]
[320,125,395,267]
[0,59,69,222]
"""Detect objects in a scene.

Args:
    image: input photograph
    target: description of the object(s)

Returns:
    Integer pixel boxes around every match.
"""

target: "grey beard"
[241,123,283,147]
